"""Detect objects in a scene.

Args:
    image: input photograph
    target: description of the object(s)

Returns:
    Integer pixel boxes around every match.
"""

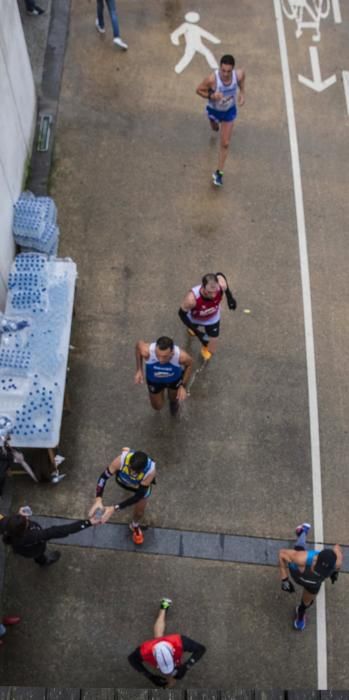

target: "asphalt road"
[1,0,349,689]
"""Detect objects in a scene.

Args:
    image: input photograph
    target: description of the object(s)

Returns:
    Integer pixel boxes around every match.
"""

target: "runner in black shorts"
[278,522,343,631]
[178,273,236,361]
[135,336,193,414]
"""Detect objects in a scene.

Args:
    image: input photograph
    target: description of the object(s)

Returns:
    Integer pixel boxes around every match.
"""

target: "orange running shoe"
[201,346,212,361]
[129,523,144,545]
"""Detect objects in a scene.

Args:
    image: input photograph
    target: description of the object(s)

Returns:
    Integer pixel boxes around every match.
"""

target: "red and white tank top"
[140,634,183,668]
[187,285,223,326]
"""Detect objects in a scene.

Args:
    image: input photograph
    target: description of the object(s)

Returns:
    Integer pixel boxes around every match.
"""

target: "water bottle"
[94,507,105,521]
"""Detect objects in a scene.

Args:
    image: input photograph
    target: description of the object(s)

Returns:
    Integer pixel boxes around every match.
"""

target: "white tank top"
[208,69,238,112]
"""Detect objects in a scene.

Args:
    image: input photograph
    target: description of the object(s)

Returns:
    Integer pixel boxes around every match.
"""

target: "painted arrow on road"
[298,46,336,92]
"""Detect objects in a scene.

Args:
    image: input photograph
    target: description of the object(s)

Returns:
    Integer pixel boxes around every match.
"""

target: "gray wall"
[0,0,36,308]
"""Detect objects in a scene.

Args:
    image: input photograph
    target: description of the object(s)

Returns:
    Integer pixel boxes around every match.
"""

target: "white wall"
[0,0,36,309]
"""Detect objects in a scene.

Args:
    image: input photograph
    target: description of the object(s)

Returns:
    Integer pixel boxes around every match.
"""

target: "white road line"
[273,0,327,690]
[342,70,349,115]
[332,0,342,23]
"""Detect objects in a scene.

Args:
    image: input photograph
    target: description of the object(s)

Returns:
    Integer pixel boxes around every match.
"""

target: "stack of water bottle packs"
[13,192,60,255]
[0,253,77,445]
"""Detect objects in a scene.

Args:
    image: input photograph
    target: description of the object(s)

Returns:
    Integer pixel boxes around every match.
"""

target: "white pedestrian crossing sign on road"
[170,12,221,75]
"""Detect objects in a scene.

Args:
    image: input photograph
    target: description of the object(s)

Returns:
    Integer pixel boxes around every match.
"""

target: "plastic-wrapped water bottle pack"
[12,376,58,442]
[0,255,77,446]
[14,253,47,272]
[13,193,60,255]
[0,349,31,374]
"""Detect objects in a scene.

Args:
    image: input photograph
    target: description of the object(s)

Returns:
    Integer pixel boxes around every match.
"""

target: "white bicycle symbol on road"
[282,0,330,41]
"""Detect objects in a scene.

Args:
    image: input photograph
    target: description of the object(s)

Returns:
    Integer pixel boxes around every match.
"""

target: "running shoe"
[129,523,144,545]
[187,328,196,337]
[295,522,311,537]
[293,606,306,631]
[95,19,105,33]
[212,170,223,187]
[160,598,173,610]
[113,37,128,50]
[201,346,212,361]
[26,6,44,15]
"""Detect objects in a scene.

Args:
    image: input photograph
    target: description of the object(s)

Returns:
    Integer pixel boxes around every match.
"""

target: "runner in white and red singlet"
[178,273,236,360]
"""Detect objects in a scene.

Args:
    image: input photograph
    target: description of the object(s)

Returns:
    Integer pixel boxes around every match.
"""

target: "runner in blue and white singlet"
[196,54,246,187]
[206,68,238,123]
[135,336,193,414]
[145,342,183,386]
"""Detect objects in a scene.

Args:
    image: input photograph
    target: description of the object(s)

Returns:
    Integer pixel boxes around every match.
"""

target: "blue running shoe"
[212,170,223,187]
[294,607,306,631]
[295,522,311,537]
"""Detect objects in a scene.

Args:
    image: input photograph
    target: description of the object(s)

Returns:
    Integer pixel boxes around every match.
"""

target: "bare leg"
[149,390,165,411]
[218,120,235,172]
[132,497,147,524]
[154,608,167,638]
[301,589,316,608]
[207,338,218,355]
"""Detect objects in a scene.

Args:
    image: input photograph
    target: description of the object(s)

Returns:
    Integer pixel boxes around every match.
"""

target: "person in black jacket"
[0,511,98,566]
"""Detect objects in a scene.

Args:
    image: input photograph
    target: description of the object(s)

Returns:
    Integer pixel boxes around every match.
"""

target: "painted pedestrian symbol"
[170,12,221,75]
[281,0,330,41]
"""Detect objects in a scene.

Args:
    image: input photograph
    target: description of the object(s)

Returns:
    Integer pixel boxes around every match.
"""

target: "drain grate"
[36,114,53,152]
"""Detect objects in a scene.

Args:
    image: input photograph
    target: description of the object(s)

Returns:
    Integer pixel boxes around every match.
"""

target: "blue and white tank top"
[145,343,183,384]
[208,69,238,112]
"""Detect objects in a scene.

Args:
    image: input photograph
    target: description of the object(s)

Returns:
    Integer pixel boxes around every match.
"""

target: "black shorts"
[289,570,322,595]
[147,378,182,394]
[192,321,220,338]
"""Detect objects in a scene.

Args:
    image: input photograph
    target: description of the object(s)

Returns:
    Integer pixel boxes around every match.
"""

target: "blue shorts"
[206,105,237,123]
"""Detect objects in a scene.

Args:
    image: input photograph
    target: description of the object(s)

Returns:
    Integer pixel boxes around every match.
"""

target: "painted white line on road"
[274,0,327,690]
[332,0,342,23]
[299,46,337,92]
[342,70,349,115]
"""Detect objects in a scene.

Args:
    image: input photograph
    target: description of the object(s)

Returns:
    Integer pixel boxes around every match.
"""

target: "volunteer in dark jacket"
[0,510,98,566]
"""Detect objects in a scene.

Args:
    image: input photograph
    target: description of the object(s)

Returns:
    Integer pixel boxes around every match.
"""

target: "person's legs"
[25,0,44,14]
[129,495,151,544]
[34,549,61,565]
[105,0,120,37]
[294,522,311,550]
[217,120,235,172]
[132,497,147,525]
[298,590,316,618]
[153,598,172,637]
[148,388,166,411]
[96,0,105,27]
[207,337,218,355]
[168,387,179,415]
